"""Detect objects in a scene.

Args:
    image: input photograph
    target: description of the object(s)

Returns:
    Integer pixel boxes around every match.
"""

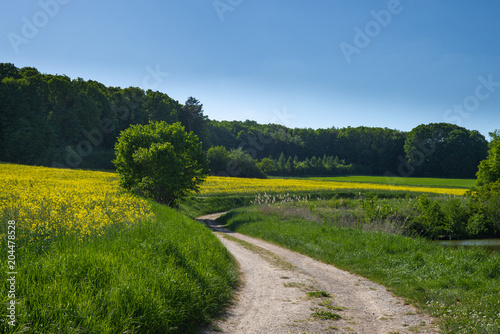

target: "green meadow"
[274,175,476,188]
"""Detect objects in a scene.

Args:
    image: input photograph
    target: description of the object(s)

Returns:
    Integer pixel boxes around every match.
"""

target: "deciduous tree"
[113,121,208,206]
[404,123,488,178]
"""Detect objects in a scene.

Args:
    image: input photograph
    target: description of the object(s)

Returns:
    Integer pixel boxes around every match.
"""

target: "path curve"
[198,212,440,334]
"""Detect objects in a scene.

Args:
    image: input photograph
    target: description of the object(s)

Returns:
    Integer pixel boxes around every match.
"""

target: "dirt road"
[198,212,440,334]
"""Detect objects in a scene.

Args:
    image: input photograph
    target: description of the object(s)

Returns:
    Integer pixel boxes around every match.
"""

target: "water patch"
[435,239,500,253]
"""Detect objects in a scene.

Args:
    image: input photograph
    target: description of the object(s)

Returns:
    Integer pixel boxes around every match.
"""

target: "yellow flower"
[0,163,154,248]
[199,176,467,196]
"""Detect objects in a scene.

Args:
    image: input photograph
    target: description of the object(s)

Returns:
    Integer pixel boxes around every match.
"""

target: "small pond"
[435,239,500,253]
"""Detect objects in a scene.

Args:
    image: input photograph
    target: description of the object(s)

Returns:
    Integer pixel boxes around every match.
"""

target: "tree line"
[0,63,208,170]
[0,63,490,179]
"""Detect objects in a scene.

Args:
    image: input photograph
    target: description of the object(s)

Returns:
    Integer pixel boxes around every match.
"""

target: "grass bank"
[219,206,500,333]
[0,163,238,334]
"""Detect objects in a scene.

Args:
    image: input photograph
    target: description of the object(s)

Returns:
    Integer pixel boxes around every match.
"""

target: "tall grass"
[219,207,500,333]
[1,202,237,334]
[247,191,500,240]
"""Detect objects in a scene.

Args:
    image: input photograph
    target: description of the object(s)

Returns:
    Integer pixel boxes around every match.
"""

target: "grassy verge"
[1,202,237,333]
[219,206,500,333]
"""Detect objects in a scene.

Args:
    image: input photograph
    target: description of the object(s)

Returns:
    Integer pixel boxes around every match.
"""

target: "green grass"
[219,207,500,333]
[1,202,237,334]
[307,291,331,298]
[271,175,476,189]
[311,310,341,320]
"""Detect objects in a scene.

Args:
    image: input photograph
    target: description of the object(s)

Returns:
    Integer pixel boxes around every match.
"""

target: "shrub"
[467,181,500,237]
[415,195,446,239]
[476,130,500,186]
[207,146,230,175]
[207,147,267,178]
[113,121,208,206]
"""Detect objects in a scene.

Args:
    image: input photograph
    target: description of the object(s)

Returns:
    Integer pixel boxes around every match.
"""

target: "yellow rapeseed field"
[0,163,464,246]
[199,176,468,196]
[0,163,153,244]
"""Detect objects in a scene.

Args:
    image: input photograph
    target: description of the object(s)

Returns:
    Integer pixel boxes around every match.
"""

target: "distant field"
[271,175,476,189]
[199,176,468,197]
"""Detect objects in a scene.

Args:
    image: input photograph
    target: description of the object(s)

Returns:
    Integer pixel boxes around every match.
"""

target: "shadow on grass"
[215,210,253,232]
[197,212,240,234]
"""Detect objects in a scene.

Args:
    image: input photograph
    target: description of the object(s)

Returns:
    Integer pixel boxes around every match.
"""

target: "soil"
[197,212,440,334]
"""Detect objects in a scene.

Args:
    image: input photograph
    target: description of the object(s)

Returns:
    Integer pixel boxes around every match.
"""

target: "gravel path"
[198,213,440,334]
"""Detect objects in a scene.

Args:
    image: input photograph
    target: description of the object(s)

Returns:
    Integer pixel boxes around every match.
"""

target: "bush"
[476,130,500,186]
[113,121,208,206]
[207,146,230,175]
[207,146,266,178]
[414,195,446,239]
[228,148,267,178]
[466,181,500,237]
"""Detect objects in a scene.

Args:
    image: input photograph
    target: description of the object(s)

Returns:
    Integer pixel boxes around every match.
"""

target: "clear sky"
[2,0,499,138]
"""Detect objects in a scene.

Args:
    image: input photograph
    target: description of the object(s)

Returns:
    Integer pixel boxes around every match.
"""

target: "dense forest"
[0,63,489,178]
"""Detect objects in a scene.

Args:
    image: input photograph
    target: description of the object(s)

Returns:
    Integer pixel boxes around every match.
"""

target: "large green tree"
[113,121,208,206]
[404,123,488,178]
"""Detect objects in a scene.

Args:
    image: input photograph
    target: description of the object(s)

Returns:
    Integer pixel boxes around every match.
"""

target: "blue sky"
[2,0,499,138]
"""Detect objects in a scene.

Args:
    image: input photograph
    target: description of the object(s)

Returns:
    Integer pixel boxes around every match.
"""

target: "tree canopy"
[404,123,488,178]
[113,121,208,206]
